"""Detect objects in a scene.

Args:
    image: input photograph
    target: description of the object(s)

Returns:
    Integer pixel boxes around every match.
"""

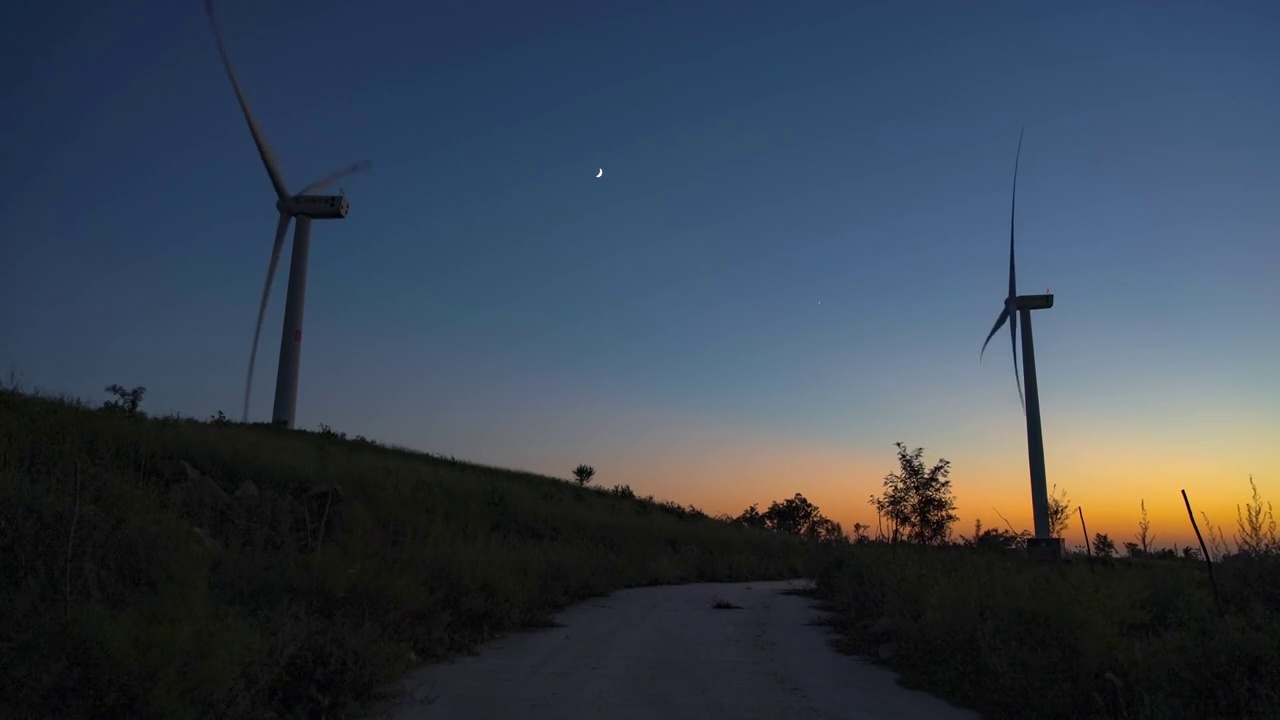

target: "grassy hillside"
[0,388,817,719]
[815,540,1280,719]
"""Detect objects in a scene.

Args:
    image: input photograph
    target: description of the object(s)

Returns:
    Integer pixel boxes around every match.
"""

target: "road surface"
[382,579,977,719]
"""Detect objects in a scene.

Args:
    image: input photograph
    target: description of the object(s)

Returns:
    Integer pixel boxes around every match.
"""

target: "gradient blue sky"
[3,0,1277,542]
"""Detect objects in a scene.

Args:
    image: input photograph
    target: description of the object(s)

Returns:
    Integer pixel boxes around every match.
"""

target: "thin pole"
[1078,505,1096,574]
[1078,506,1093,558]
[1181,489,1221,613]
[1019,308,1051,539]
[273,215,312,429]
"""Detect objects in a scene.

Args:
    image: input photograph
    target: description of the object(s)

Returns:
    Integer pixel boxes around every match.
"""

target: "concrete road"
[384,579,978,720]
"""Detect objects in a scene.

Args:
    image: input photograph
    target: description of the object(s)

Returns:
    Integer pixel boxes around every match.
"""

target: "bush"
[572,464,595,487]
[816,542,1280,719]
[736,493,846,543]
[101,384,146,417]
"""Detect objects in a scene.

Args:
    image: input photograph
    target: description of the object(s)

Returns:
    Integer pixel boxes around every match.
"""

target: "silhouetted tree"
[738,494,846,542]
[1092,532,1117,558]
[103,384,146,417]
[868,442,956,544]
[851,522,871,544]
[808,516,847,544]
[762,493,824,536]
[1047,484,1073,538]
[572,464,596,487]
[735,503,768,529]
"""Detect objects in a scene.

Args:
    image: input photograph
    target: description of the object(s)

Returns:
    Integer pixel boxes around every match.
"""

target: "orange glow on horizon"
[481,388,1276,555]
[591,431,1276,553]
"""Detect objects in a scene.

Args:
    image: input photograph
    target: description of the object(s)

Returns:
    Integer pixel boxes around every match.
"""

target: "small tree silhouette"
[735,503,768,529]
[869,442,957,544]
[572,464,596,487]
[1046,484,1074,538]
[103,384,146,417]
[739,494,844,542]
[851,522,871,543]
[761,494,824,536]
[1092,532,1117,558]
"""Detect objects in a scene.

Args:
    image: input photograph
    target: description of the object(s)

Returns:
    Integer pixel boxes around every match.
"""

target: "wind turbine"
[204,0,370,429]
[980,129,1061,558]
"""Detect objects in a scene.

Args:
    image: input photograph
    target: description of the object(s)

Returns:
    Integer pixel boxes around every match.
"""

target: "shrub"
[572,464,595,487]
[101,384,146,417]
[817,476,1280,720]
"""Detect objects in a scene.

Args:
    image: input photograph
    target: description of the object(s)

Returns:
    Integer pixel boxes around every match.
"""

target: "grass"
[0,388,818,719]
[815,541,1280,719]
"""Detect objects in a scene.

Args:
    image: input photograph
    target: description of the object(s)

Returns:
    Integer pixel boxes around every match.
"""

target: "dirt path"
[383,579,978,719]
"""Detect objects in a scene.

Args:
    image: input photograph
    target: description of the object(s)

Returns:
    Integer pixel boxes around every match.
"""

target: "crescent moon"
[596,168,603,178]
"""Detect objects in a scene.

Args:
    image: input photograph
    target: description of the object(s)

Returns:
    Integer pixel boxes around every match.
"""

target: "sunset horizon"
[7,2,1276,561]
[9,368,1269,554]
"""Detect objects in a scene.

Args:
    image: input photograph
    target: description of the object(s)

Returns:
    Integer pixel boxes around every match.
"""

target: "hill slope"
[0,389,816,718]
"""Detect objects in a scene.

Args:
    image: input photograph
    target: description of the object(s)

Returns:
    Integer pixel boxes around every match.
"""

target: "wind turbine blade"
[1008,127,1025,411]
[297,160,372,195]
[980,308,1009,361]
[243,211,293,422]
[1003,128,1024,409]
[205,0,290,203]
[1009,300,1024,411]
[1008,127,1023,302]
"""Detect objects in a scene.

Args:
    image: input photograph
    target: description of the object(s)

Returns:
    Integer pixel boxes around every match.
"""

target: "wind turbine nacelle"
[284,195,349,219]
[1016,294,1054,311]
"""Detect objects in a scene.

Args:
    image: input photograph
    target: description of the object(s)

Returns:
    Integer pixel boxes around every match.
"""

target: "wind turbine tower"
[205,0,370,429]
[980,130,1061,559]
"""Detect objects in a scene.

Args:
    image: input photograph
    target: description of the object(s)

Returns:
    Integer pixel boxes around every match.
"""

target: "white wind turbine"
[980,128,1060,558]
[204,0,370,429]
